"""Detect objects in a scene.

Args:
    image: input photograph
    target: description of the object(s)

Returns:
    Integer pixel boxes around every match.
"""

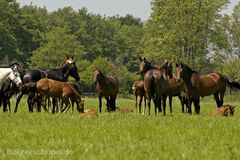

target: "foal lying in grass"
[211,105,235,117]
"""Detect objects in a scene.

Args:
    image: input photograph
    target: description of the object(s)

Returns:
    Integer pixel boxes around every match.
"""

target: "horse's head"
[62,56,80,81]
[63,56,75,65]
[9,66,22,86]
[77,99,84,113]
[10,61,28,77]
[139,57,152,75]
[175,63,184,83]
[161,59,173,79]
[63,63,80,81]
[225,105,235,116]
[93,69,102,84]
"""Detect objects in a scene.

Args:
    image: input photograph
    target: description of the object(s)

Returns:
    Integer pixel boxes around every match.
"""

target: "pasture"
[0,95,240,160]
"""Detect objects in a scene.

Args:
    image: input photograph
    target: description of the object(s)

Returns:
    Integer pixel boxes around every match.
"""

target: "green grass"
[0,95,240,160]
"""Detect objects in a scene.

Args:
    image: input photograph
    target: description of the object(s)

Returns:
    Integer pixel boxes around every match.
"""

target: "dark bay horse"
[14,57,80,113]
[93,69,119,112]
[175,63,240,114]
[139,57,173,115]
[132,80,146,113]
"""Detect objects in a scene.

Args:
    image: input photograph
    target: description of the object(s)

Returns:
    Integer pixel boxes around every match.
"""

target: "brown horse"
[167,74,188,113]
[139,57,172,115]
[132,80,146,113]
[36,78,84,113]
[93,69,119,112]
[175,63,240,114]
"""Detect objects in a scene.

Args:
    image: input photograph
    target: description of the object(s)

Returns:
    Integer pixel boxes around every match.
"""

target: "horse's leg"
[162,95,167,116]
[219,89,226,107]
[70,98,74,113]
[147,98,151,115]
[110,95,117,111]
[52,98,56,114]
[105,96,110,112]
[139,96,143,113]
[99,96,102,113]
[143,96,146,114]
[61,98,70,113]
[3,98,8,112]
[27,93,34,113]
[178,95,184,113]
[213,91,221,107]
[169,95,172,113]
[14,91,24,113]
[134,94,138,113]
[41,95,47,112]
[193,97,200,114]
[187,98,192,114]
[153,97,158,115]
[7,98,11,113]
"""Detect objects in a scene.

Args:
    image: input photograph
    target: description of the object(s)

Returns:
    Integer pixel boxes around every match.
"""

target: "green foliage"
[80,57,138,95]
[30,27,84,68]
[143,0,230,69]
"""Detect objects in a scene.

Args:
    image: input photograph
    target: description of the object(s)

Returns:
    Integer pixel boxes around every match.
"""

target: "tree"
[30,27,84,68]
[143,0,229,69]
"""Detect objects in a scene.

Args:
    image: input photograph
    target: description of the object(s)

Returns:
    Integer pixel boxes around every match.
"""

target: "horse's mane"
[181,63,198,74]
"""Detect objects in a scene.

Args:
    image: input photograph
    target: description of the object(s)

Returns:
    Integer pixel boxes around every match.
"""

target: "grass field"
[0,94,240,160]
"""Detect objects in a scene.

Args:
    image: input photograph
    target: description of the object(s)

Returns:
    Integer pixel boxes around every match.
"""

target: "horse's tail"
[227,79,240,91]
[150,75,155,98]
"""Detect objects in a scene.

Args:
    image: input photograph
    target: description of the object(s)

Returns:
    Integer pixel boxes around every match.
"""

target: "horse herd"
[135,57,240,116]
[0,56,239,116]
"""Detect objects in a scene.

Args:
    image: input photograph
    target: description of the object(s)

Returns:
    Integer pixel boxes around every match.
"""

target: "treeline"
[1,0,240,94]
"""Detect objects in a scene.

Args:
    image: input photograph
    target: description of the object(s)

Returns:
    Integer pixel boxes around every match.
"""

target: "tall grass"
[0,94,240,159]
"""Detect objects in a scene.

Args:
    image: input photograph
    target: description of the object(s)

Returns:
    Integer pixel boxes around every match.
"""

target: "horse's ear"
[139,57,142,61]
[143,57,146,61]
[71,56,74,59]
[66,56,69,59]
[176,63,179,67]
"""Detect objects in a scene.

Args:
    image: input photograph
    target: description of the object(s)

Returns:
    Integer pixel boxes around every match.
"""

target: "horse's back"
[198,72,227,96]
[107,75,119,91]
[23,70,42,83]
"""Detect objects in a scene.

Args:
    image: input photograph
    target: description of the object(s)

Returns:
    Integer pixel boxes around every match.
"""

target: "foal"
[132,80,146,113]
[36,78,84,113]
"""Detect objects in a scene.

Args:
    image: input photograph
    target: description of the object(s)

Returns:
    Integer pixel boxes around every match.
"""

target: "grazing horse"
[139,57,172,115]
[175,63,240,114]
[132,80,146,113]
[14,57,80,113]
[36,78,84,113]
[93,69,119,112]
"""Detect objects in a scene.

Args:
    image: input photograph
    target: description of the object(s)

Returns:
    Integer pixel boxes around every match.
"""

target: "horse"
[211,104,235,116]
[175,63,240,114]
[14,57,80,113]
[167,74,188,113]
[23,78,84,113]
[0,66,22,89]
[132,80,146,113]
[139,57,173,115]
[93,69,119,113]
